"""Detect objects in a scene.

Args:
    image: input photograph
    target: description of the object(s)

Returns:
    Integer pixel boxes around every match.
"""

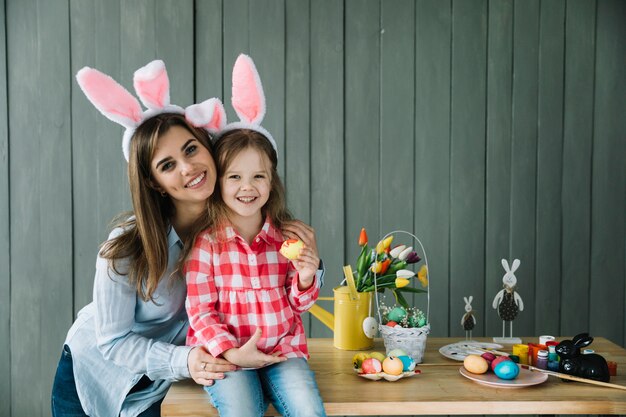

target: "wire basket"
[374,230,430,363]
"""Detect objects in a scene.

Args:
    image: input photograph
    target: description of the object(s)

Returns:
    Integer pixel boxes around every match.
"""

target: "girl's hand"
[188,346,236,386]
[281,220,319,260]
[222,328,286,369]
[293,247,319,290]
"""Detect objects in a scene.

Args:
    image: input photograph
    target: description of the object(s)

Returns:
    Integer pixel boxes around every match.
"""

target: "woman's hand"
[282,220,319,260]
[188,346,236,386]
[222,328,286,369]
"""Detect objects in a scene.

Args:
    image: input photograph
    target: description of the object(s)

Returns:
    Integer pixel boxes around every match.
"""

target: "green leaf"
[396,287,428,294]
[392,289,409,309]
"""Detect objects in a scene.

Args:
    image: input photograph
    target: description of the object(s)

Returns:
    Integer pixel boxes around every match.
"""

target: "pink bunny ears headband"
[76,54,275,162]
[188,54,277,151]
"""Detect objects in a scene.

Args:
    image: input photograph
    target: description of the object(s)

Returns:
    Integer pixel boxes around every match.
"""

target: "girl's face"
[220,146,271,223]
[150,125,217,212]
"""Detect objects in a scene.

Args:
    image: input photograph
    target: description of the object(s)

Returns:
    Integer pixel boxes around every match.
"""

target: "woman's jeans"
[205,358,326,417]
[51,345,162,417]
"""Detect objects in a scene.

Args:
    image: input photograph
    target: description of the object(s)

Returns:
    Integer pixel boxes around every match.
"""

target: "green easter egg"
[387,307,407,322]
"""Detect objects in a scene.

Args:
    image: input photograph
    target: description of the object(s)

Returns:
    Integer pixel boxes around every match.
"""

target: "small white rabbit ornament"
[492,259,524,343]
[461,296,477,340]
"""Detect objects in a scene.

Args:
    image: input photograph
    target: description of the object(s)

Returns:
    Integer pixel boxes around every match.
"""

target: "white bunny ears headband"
[76,54,275,162]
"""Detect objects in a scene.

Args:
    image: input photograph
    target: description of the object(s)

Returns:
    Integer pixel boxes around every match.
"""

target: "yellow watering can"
[308,266,375,350]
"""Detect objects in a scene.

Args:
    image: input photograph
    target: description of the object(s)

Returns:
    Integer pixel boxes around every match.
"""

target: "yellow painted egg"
[369,352,386,363]
[382,357,404,376]
[463,354,489,374]
[279,239,304,260]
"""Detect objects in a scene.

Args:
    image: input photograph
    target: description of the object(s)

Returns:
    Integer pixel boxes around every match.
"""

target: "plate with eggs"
[353,350,421,381]
[460,354,548,388]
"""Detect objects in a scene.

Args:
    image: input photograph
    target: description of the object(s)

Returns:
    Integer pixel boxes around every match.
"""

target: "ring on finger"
[201,362,207,371]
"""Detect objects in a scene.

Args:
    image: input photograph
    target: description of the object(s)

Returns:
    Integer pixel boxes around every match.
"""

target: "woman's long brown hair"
[99,113,214,302]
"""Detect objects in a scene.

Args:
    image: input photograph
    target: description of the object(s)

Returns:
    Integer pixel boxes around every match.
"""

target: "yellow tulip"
[375,235,394,254]
[417,265,428,287]
[395,278,410,288]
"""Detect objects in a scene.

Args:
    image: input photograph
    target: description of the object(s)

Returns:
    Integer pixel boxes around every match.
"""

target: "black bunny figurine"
[555,333,610,382]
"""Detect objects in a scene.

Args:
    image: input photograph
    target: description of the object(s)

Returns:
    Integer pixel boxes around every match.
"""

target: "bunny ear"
[511,259,521,272]
[76,67,143,128]
[501,259,510,272]
[463,297,468,304]
[468,295,473,304]
[186,98,227,133]
[133,60,170,110]
[231,54,266,125]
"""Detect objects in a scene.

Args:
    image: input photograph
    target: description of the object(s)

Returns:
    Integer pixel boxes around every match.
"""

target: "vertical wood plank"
[285,0,311,222]
[285,0,312,334]
[310,0,343,338]
[8,1,72,416]
[449,0,487,339]
[156,0,195,106]
[195,0,224,101]
[345,0,380,280]
[560,0,596,336]
[381,0,417,309]
[414,0,451,337]
[0,0,10,414]
[414,0,447,333]
[70,0,125,315]
[223,0,248,121]
[535,0,565,337]
[249,0,286,176]
[485,0,513,338]
[510,0,539,337]
[590,0,626,345]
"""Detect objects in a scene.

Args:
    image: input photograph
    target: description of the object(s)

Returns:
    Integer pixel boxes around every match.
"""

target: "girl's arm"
[285,247,321,313]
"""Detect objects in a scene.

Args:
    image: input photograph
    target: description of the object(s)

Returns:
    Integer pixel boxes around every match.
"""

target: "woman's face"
[150,125,217,213]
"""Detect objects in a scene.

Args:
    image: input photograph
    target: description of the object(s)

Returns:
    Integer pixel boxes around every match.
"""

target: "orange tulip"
[358,228,368,246]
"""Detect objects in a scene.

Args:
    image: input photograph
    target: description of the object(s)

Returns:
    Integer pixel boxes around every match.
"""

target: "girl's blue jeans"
[51,345,162,417]
[205,358,326,417]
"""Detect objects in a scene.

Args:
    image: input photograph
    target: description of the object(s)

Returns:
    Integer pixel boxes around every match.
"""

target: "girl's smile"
[220,147,271,223]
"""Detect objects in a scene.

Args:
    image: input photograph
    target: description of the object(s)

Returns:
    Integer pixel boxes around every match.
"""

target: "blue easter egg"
[387,307,407,322]
[397,355,416,371]
[494,360,520,380]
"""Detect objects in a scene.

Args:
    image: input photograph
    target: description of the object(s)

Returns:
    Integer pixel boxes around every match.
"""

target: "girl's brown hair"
[210,129,292,233]
[99,113,214,301]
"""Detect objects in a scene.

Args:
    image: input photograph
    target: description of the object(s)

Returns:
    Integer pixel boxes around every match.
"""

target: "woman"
[52,63,323,417]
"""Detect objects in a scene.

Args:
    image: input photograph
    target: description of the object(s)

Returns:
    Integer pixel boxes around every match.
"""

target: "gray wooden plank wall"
[1,1,624,417]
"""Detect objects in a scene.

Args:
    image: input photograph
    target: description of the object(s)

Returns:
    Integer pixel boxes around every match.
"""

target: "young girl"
[184,54,326,417]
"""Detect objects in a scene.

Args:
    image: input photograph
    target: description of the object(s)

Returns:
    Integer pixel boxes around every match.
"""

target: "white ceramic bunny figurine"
[461,296,476,340]
[492,259,524,340]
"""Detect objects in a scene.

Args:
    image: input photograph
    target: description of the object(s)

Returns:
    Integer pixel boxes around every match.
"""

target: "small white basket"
[374,230,431,363]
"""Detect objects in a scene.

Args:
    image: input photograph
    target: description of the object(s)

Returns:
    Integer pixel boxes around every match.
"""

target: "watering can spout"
[309,298,334,331]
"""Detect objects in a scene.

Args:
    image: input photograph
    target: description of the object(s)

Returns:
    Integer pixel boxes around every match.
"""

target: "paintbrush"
[521,364,626,391]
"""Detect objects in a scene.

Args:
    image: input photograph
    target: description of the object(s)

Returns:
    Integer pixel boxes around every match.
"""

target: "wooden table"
[162,337,626,416]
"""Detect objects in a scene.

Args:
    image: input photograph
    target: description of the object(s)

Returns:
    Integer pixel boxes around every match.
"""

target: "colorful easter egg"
[387,307,407,322]
[463,354,489,374]
[279,239,304,260]
[494,360,520,380]
[361,358,382,374]
[397,355,416,371]
[490,355,512,371]
[382,357,404,375]
[387,348,408,358]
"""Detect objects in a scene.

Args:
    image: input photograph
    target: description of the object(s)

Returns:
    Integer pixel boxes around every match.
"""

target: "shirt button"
[248,255,256,264]
[255,238,260,243]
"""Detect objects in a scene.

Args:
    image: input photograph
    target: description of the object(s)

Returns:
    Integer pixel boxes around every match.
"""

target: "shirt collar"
[223,217,283,245]
[167,225,184,249]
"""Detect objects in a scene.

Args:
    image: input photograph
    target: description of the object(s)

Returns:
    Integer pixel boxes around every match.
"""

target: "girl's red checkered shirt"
[184,219,320,359]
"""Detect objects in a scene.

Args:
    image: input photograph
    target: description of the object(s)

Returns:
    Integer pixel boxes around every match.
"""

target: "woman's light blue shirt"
[65,226,325,417]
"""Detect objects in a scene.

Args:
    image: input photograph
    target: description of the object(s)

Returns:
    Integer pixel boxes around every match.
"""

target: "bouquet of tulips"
[352,228,428,309]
